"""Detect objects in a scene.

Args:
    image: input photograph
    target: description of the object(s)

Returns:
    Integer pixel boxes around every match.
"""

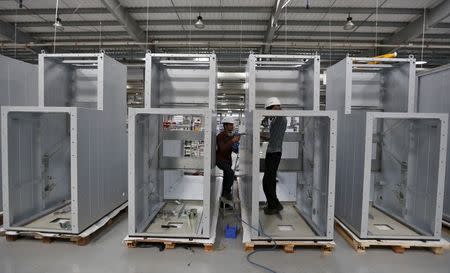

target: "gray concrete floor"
[0,212,449,273]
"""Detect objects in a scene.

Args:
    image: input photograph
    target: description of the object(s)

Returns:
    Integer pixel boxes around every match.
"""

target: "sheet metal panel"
[144,52,217,110]
[76,54,127,232]
[0,55,38,212]
[248,54,320,111]
[344,56,416,114]
[326,58,366,236]
[416,64,450,222]
[2,107,75,231]
[207,111,217,236]
[383,60,416,112]
[364,112,447,239]
[239,110,254,224]
[39,53,105,110]
[297,116,334,236]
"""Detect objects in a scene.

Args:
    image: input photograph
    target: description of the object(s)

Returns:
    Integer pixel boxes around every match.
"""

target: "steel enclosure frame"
[246,53,320,111]
[327,56,447,240]
[241,109,337,241]
[144,52,217,110]
[0,54,38,211]
[341,56,417,114]
[127,107,217,239]
[2,53,127,234]
[362,112,447,239]
[38,53,106,110]
[2,107,77,233]
[416,64,450,222]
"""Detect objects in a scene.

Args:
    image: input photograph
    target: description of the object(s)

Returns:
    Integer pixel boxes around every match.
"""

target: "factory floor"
[0,212,449,273]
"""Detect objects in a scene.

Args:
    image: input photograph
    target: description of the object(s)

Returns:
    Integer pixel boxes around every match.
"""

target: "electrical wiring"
[233,212,281,273]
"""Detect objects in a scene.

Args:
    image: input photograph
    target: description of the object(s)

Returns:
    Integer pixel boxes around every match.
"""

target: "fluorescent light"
[416,61,427,65]
[194,57,209,62]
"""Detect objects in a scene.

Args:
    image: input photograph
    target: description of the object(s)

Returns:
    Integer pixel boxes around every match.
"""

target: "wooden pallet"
[124,236,215,252]
[243,240,335,254]
[4,202,127,246]
[237,180,335,255]
[335,218,450,255]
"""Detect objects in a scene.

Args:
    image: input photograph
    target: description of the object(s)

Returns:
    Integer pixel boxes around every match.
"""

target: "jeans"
[262,152,282,208]
[216,160,234,196]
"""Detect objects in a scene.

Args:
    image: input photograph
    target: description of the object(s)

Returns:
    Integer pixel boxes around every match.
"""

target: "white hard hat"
[221,116,235,124]
[265,97,281,109]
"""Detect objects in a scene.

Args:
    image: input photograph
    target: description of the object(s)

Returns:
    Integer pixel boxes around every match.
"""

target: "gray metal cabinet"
[2,53,127,234]
[127,53,219,239]
[240,54,336,241]
[326,56,447,240]
[239,110,337,240]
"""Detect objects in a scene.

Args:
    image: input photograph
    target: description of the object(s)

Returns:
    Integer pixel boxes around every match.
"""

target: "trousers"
[216,160,234,196]
[262,152,282,207]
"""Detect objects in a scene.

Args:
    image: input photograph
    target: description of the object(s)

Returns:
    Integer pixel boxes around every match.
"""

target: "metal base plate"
[145,201,203,236]
[367,206,419,237]
[23,204,71,232]
[258,203,316,238]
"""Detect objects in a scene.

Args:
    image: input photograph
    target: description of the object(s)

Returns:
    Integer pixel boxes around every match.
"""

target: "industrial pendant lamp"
[53,17,64,31]
[194,14,205,29]
[343,13,355,30]
[53,0,63,31]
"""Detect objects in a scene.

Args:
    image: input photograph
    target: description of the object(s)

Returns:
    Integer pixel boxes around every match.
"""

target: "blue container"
[225,225,238,239]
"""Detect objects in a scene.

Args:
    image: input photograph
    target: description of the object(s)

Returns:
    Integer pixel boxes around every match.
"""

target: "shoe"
[263,206,281,215]
[276,202,284,211]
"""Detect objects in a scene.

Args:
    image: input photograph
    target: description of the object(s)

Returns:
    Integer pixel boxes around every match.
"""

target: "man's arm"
[217,133,240,151]
[260,117,271,141]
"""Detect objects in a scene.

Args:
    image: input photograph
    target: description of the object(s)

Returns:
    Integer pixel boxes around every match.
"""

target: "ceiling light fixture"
[416,60,427,65]
[53,17,64,31]
[53,0,63,31]
[194,14,205,29]
[343,13,355,30]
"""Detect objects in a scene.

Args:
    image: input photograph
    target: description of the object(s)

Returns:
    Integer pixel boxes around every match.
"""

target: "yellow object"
[374,52,397,59]
[368,52,397,64]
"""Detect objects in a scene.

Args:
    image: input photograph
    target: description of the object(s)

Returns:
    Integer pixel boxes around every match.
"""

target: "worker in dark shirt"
[261,97,287,215]
[216,116,240,201]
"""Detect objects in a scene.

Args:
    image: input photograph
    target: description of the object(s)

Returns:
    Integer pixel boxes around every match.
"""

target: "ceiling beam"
[29,30,397,38]
[99,0,146,50]
[383,0,450,46]
[14,19,409,28]
[0,6,424,16]
[264,0,288,53]
[0,20,45,54]
[36,37,447,45]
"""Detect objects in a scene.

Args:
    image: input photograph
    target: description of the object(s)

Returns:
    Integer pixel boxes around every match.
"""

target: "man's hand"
[232,135,241,143]
[260,132,270,141]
